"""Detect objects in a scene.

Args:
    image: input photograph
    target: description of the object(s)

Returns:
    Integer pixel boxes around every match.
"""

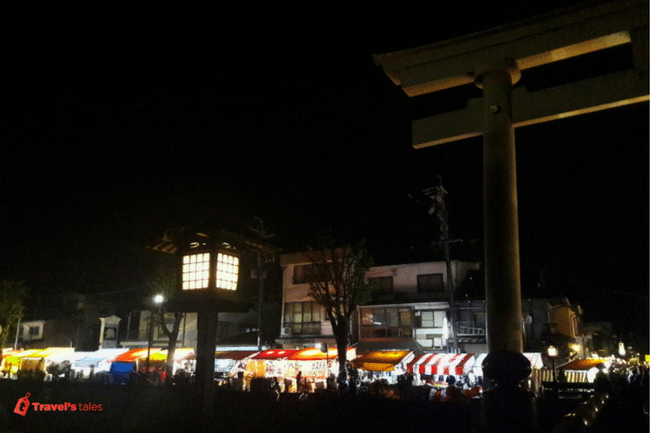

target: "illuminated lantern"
[180,235,240,293]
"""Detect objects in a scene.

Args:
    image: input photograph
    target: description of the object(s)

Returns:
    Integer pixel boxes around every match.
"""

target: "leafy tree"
[305,240,373,384]
[0,281,29,360]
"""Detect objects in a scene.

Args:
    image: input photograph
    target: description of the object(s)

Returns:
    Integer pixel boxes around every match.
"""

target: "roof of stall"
[214,350,259,360]
[559,358,610,371]
[407,353,476,376]
[0,349,40,367]
[72,348,130,368]
[48,351,93,364]
[288,347,356,361]
[22,347,75,360]
[149,348,194,363]
[1,349,20,360]
[351,350,413,372]
[249,349,301,360]
[113,348,161,362]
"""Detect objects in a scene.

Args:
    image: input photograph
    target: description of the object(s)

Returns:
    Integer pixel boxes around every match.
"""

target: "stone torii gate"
[374,0,647,355]
[373,1,647,430]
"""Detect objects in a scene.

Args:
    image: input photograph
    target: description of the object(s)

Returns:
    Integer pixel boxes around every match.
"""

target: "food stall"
[0,349,39,378]
[559,358,611,383]
[351,350,414,383]
[19,347,76,378]
[214,350,258,379]
[44,350,93,380]
[108,348,162,384]
[147,348,195,376]
[244,349,301,390]
[406,353,476,386]
[285,347,357,391]
[0,349,19,377]
[70,348,129,379]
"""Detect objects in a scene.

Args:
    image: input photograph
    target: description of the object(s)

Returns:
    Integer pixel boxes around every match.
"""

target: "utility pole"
[424,175,459,353]
[255,252,267,351]
[250,217,275,351]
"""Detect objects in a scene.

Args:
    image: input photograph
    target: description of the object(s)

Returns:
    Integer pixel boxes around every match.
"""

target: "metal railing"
[360,326,413,338]
[456,321,486,335]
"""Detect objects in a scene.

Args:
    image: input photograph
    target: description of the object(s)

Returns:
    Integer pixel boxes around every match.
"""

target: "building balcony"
[456,321,486,336]
[360,326,413,339]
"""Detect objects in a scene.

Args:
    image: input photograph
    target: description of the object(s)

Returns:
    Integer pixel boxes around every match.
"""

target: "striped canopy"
[407,353,476,376]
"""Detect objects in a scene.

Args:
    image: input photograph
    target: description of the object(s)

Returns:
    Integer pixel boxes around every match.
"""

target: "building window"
[417,273,444,293]
[369,276,393,294]
[182,253,210,290]
[293,265,310,284]
[416,310,446,328]
[360,307,413,338]
[284,301,322,335]
[292,264,329,284]
[28,326,40,337]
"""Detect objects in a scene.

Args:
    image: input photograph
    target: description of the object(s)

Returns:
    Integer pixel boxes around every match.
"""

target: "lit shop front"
[285,347,357,390]
[244,350,300,380]
[237,347,358,391]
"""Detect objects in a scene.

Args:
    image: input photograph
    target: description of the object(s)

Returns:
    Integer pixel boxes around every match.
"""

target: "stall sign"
[284,360,327,379]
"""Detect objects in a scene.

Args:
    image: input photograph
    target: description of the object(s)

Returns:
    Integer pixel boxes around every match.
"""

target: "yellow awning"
[1,350,40,370]
[351,350,413,372]
[148,348,194,363]
[288,347,356,361]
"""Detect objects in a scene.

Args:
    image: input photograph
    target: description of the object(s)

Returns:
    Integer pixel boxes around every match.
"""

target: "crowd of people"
[593,361,649,412]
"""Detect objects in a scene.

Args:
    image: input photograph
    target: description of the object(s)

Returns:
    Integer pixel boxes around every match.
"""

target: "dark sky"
[3,2,648,338]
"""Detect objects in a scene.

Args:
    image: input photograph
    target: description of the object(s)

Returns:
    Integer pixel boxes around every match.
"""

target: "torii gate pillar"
[474,59,539,433]
[475,58,524,355]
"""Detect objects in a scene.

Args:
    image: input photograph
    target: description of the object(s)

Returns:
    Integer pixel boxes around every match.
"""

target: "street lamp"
[179,238,242,423]
[146,294,165,378]
[182,250,239,292]
[149,228,279,429]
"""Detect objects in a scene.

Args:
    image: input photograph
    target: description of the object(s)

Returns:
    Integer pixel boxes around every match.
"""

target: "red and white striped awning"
[407,353,476,376]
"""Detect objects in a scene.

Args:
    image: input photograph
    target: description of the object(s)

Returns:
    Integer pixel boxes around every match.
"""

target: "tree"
[0,280,29,360]
[305,240,374,384]
[144,254,183,384]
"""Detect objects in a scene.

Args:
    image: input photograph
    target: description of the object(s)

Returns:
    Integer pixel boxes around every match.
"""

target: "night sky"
[3,2,648,342]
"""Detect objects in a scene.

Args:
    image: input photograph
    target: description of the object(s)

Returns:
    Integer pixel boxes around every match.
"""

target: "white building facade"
[277,251,481,352]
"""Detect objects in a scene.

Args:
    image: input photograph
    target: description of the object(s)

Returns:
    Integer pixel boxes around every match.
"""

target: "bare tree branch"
[304,239,374,381]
